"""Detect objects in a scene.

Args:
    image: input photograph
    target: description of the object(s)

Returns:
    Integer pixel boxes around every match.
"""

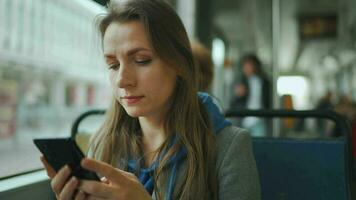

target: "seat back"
[253,137,351,200]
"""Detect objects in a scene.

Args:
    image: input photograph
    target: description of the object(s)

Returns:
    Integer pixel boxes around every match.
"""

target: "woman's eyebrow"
[104,54,116,59]
[103,47,151,59]
[104,54,115,58]
[103,55,117,64]
[127,47,151,56]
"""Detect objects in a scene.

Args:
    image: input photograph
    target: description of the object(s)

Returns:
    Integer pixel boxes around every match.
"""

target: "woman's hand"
[40,155,84,200]
[78,158,152,200]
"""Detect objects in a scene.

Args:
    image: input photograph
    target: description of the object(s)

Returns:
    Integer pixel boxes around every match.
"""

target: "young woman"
[41,0,260,199]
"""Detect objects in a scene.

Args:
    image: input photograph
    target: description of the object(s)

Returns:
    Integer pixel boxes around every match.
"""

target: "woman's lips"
[121,96,144,104]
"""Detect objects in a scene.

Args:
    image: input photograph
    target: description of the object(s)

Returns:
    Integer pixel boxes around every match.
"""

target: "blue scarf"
[127,92,231,199]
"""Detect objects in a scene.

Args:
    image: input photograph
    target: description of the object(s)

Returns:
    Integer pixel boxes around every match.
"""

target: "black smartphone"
[34,138,100,181]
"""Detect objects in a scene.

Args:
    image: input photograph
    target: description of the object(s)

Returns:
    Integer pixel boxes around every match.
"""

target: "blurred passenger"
[230,54,271,137]
[315,91,334,134]
[316,91,333,110]
[334,95,353,119]
[281,95,296,132]
[327,95,354,137]
[40,0,260,199]
[191,40,214,92]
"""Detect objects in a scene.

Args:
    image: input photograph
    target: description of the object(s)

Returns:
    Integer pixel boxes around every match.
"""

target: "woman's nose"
[116,65,136,88]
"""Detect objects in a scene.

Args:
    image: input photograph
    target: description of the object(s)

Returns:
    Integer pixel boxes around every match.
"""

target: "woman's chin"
[124,108,145,118]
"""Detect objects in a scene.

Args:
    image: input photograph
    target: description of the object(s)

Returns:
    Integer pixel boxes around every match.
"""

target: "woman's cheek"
[110,87,119,102]
[116,92,122,103]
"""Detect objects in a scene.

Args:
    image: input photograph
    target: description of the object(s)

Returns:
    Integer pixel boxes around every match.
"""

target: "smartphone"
[34,138,100,181]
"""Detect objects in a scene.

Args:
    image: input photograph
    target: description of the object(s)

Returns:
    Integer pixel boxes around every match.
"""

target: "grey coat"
[152,126,261,200]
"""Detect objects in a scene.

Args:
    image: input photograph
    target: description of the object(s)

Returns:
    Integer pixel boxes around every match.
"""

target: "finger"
[51,165,71,195]
[78,180,114,198]
[81,159,128,184]
[58,177,78,200]
[40,155,56,178]
[75,190,87,200]
[100,177,110,184]
[86,195,106,200]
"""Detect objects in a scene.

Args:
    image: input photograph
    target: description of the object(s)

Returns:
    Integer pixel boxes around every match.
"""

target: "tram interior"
[0,0,355,199]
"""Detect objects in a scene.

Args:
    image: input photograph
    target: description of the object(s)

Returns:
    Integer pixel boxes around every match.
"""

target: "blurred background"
[0,0,355,179]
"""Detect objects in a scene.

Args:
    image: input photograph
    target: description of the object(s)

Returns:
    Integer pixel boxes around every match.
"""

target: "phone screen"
[34,138,100,181]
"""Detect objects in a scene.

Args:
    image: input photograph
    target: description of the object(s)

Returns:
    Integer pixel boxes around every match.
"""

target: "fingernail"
[71,177,77,183]
[63,166,71,175]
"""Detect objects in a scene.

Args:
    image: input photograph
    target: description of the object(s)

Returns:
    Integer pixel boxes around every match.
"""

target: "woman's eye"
[135,59,151,65]
[109,63,119,70]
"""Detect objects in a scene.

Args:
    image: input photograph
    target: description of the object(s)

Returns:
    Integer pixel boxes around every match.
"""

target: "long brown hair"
[89,0,217,199]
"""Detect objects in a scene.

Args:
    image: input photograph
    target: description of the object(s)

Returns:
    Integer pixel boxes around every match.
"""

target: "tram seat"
[252,137,353,200]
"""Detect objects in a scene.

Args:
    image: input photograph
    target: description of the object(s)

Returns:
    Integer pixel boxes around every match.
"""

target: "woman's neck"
[138,116,167,166]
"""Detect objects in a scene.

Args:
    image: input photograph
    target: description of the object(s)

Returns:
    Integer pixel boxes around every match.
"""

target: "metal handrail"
[70,109,105,139]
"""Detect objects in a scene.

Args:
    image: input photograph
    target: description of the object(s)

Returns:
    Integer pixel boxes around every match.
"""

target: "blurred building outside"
[0,0,109,177]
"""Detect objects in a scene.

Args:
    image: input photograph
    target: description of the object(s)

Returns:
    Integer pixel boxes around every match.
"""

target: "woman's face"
[242,60,255,76]
[103,21,178,119]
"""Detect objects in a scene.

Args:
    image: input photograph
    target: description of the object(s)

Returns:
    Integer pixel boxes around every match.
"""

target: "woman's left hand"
[77,158,151,200]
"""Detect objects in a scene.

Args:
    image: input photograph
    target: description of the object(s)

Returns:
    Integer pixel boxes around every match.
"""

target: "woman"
[41,0,260,199]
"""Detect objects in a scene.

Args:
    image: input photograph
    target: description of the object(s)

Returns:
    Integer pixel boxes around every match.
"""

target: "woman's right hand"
[40,156,86,200]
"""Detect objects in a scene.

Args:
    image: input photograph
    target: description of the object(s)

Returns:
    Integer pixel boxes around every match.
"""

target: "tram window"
[277,76,310,110]
[0,1,107,179]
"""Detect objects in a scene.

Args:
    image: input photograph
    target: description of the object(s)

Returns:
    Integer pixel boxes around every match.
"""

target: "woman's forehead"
[103,21,152,55]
